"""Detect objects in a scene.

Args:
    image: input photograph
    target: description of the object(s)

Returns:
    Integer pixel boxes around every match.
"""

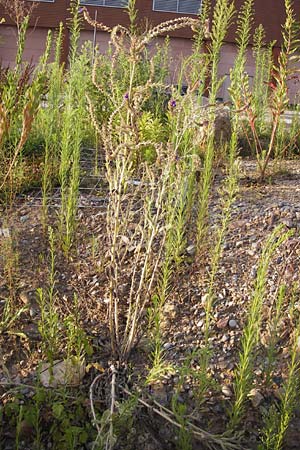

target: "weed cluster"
[1,0,300,449]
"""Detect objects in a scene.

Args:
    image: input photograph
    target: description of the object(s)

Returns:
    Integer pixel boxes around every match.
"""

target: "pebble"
[163,342,174,350]
[282,219,294,228]
[186,244,196,256]
[201,293,209,305]
[188,390,194,399]
[221,385,233,397]
[248,389,264,407]
[19,291,30,305]
[0,228,10,237]
[218,360,228,369]
[216,317,228,329]
[29,306,38,318]
[228,319,238,329]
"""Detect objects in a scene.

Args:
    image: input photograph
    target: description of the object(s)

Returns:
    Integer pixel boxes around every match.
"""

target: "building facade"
[0,0,299,101]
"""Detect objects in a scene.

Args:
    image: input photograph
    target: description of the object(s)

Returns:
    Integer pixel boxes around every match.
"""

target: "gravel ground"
[0,158,300,449]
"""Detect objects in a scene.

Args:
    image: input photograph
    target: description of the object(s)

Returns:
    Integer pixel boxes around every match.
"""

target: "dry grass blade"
[120,386,244,450]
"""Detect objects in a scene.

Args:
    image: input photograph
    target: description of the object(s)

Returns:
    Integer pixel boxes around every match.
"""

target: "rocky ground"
[0,158,300,449]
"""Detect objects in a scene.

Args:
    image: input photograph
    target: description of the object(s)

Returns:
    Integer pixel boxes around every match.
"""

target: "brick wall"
[1,1,300,102]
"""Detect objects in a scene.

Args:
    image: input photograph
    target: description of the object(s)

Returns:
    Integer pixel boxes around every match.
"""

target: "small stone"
[218,360,228,369]
[282,219,294,228]
[188,390,194,399]
[272,375,283,386]
[40,359,86,388]
[216,317,228,329]
[186,244,196,256]
[20,215,29,223]
[163,342,174,350]
[228,319,238,329]
[19,291,30,305]
[213,403,223,413]
[20,387,31,396]
[0,228,10,238]
[248,388,264,407]
[29,306,38,318]
[201,293,209,305]
[221,385,233,397]
[23,323,40,340]
[164,303,178,318]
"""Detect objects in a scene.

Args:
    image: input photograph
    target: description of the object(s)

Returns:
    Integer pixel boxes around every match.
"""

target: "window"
[80,0,128,7]
[153,0,201,14]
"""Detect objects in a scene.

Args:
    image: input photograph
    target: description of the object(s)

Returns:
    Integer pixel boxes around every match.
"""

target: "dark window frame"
[80,0,128,8]
[152,0,202,15]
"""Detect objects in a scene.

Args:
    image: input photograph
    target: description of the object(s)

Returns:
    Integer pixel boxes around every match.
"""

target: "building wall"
[1,1,297,44]
[1,1,300,102]
[78,29,110,54]
[0,24,50,66]
[287,60,300,104]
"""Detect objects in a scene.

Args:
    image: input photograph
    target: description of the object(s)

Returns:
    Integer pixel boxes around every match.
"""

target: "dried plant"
[0,0,36,33]
[84,0,208,361]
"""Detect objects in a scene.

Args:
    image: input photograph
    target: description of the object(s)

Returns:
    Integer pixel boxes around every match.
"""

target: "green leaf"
[52,402,64,420]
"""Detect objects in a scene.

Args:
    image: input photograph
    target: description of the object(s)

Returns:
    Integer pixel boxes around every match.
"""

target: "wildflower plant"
[229,225,293,430]
[59,1,90,254]
[40,23,64,227]
[196,0,235,247]
[259,312,300,450]
[239,0,300,181]
[0,19,50,201]
[252,25,275,136]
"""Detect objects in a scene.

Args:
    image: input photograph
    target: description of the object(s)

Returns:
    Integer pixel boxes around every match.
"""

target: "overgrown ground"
[1,158,300,450]
[1,0,300,449]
